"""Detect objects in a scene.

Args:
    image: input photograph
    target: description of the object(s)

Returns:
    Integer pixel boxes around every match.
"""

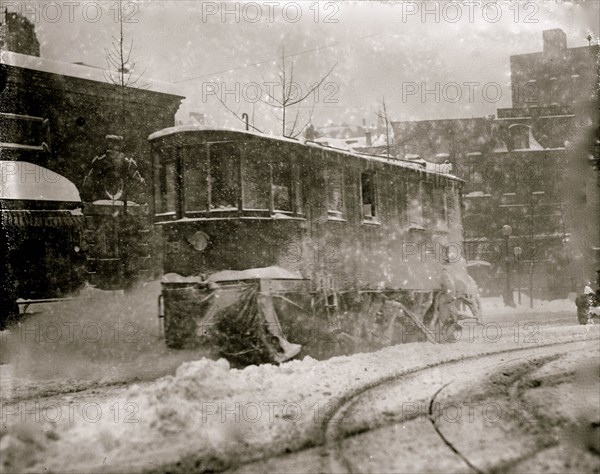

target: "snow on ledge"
[161,267,305,284]
[209,266,304,281]
[1,51,183,96]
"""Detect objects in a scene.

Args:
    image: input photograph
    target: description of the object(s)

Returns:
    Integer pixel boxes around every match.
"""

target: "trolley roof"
[148,125,461,180]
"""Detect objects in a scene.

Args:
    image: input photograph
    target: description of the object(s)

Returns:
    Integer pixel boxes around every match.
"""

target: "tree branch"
[213,93,263,133]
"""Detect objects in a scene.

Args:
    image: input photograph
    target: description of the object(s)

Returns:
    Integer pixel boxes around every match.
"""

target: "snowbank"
[481,295,575,317]
[1,324,598,473]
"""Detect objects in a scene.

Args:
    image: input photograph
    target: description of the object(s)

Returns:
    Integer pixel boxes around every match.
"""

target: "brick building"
[393,29,599,299]
[0,10,40,57]
[1,23,184,287]
[1,51,184,204]
[510,29,599,109]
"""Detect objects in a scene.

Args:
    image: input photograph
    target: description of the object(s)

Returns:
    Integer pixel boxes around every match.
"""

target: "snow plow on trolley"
[150,126,482,366]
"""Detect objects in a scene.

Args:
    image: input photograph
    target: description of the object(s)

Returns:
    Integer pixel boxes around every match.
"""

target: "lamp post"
[514,246,523,305]
[529,191,544,308]
[502,225,515,307]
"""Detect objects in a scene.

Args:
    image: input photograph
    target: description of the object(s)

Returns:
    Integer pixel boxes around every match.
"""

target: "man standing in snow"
[82,135,145,205]
[82,135,147,290]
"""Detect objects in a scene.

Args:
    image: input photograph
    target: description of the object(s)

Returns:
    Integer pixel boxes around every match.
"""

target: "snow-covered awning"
[0,161,81,203]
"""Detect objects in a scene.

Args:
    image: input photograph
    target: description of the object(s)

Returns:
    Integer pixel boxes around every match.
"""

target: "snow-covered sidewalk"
[480,294,575,317]
[1,323,598,473]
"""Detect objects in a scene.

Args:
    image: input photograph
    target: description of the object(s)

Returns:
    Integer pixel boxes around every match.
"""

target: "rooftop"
[1,50,183,96]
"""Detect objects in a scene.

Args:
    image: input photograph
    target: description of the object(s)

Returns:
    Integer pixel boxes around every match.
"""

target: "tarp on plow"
[162,281,302,366]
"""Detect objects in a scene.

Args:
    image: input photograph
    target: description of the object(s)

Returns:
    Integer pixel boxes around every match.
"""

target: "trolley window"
[272,161,292,212]
[422,182,434,228]
[183,146,208,212]
[361,172,377,220]
[434,185,448,228]
[445,184,460,227]
[294,163,303,215]
[422,182,447,230]
[326,162,344,219]
[156,146,177,215]
[153,147,162,214]
[209,142,240,211]
[242,146,270,210]
[408,179,423,227]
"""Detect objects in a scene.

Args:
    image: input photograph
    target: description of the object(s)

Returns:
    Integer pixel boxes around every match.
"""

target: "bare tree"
[214,46,336,138]
[103,0,148,90]
[213,93,264,133]
[99,0,149,214]
[376,97,393,157]
[261,47,336,138]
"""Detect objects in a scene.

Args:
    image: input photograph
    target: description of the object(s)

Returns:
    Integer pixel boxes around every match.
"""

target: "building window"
[510,125,530,150]
[361,172,377,221]
[326,162,344,219]
[209,142,239,211]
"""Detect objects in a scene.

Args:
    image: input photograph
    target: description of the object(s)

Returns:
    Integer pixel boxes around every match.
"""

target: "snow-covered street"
[1,1,599,472]
[0,283,598,473]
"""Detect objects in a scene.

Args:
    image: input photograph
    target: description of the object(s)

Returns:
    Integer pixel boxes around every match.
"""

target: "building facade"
[393,29,599,299]
[1,51,183,205]
[0,11,40,57]
[510,29,599,109]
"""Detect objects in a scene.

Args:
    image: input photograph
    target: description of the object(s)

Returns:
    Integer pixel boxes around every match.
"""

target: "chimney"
[543,29,567,55]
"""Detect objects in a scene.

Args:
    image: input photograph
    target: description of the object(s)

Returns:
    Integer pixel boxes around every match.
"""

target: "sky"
[13,0,600,134]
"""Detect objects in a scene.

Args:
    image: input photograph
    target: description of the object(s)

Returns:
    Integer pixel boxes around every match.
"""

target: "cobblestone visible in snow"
[1,323,598,473]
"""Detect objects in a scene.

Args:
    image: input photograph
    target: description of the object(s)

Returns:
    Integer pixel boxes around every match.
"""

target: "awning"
[1,210,83,228]
[0,161,81,202]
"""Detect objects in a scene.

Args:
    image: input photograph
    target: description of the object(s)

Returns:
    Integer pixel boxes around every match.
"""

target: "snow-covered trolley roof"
[0,161,81,202]
[149,125,461,180]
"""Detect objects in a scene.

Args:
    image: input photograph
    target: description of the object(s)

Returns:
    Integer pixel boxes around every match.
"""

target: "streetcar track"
[320,350,581,474]
[427,382,485,474]
[317,340,593,474]
[483,382,559,474]
[18,337,597,474]
[486,442,559,474]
